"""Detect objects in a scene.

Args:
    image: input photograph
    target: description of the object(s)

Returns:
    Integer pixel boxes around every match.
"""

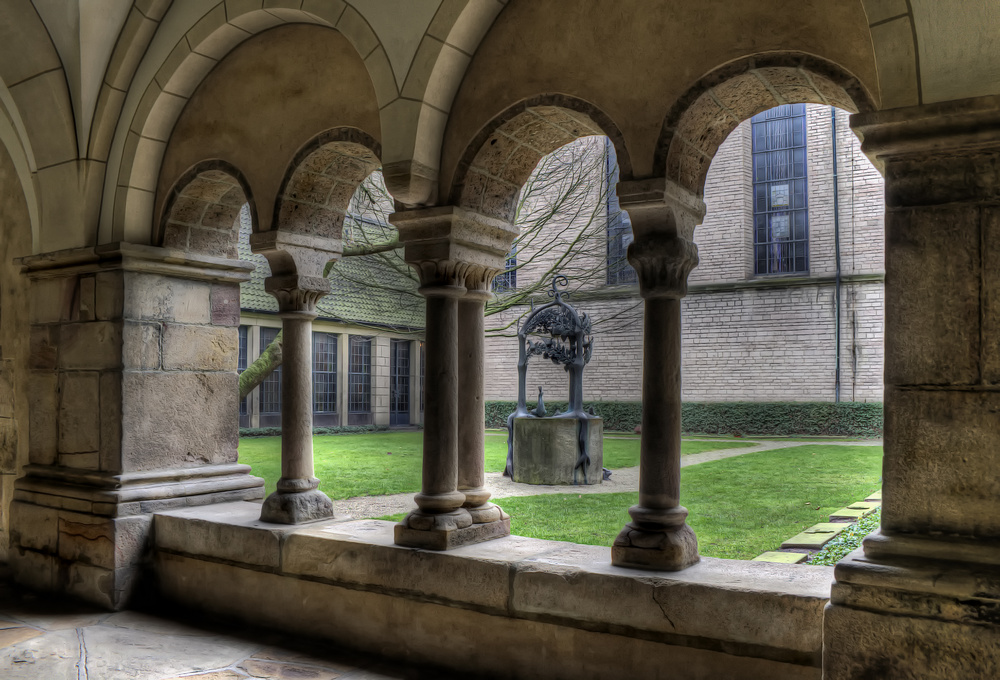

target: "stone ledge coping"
[154,502,834,661]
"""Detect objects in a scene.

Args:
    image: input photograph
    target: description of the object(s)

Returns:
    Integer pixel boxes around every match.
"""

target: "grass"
[238,432,755,498]
[472,445,882,560]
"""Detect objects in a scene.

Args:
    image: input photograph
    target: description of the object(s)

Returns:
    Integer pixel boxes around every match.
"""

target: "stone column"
[259,278,334,524]
[458,283,506,524]
[8,244,265,609]
[824,97,1000,677]
[390,206,517,549]
[612,180,704,571]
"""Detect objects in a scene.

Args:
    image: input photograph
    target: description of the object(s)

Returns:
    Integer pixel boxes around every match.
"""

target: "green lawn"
[488,445,882,560]
[238,432,754,498]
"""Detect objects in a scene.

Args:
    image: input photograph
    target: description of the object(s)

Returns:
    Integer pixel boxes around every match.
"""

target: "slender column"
[260,280,334,524]
[612,234,699,571]
[390,206,518,549]
[396,282,473,545]
[458,286,507,524]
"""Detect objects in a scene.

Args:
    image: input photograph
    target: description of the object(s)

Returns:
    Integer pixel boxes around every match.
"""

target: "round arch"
[160,160,255,259]
[103,5,393,247]
[656,54,877,196]
[449,95,631,222]
[273,128,382,240]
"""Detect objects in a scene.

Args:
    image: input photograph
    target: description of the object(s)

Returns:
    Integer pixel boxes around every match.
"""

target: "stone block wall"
[483,104,885,404]
[9,247,263,609]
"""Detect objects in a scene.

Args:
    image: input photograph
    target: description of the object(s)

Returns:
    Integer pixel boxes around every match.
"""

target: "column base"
[395,508,510,550]
[9,463,264,609]
[824,530,1000,679]
[466,502,508,524]
[611,521,700,571]
[260,488,334,524]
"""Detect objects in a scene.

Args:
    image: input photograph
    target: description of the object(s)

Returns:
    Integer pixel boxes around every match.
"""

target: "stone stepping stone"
[781,522,848,549]
[829,501,881,522]
[752,551,807,564]
[865,489,882,502]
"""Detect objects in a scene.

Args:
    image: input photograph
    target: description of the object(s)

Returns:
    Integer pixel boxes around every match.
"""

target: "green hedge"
[239,424,391,438]
[485,401,883,437]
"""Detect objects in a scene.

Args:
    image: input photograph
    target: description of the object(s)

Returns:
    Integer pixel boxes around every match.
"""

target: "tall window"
[605,138,636,285]
[492,245,517,292]
[752,104,808,274]
[238,325,249,427]
[348,335,372,425]
[389,339,410,426]
[259,326,281,424]
[312,332,337,415]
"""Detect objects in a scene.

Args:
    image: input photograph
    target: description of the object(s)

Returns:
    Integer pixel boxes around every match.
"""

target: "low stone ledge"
[153,501,833,672]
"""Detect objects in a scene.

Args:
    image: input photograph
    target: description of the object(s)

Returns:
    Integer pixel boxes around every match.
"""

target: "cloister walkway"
[333,438,883,520]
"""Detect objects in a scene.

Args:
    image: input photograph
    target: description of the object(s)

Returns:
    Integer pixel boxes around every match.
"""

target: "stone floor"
[0,581,457,680]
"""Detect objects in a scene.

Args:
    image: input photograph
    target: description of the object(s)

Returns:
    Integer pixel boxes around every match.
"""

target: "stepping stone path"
[753,488,882,564]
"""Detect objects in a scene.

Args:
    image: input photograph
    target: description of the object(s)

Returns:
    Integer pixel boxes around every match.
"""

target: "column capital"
[617,178,706,241]
[250,229,341,279]
[264,274,330,315]
[627,235,699,299]
[391,206,517,292]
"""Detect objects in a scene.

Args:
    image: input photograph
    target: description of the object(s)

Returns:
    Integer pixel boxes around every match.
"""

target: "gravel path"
[333,438,883,520]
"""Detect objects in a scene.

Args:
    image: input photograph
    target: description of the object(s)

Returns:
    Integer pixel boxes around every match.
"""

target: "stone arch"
[449,95,631,222]
[273,128,382,240]
[655,54,877,196]
[159,161,255,259]
[105,5,394,245]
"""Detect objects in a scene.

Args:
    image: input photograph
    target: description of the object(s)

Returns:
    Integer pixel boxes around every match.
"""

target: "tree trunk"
[239,330,283,399]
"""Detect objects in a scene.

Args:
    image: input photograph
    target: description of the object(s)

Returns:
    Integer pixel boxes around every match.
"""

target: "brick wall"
[484,104,885,404]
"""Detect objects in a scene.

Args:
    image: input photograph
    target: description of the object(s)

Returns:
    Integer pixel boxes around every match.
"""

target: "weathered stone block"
[30,276,72,324]
[512,417,603,485]
[156,503,287,568]
[0,362,14,417]
[124,272,211,324]
[9,501,59,552]
[58,372,100,453]
[59,515,115,568]
[0,417,15,473]
[29,326,57,370]
[57,451,100,469]
[58,321,122,369]
[122,321,160,370]
[161,324,237,371]
[28,371,57,464]
[121,371,238,472]
[884,387,1000,538]
[77,275,96,321]
[95,271,124,321]
[100,371,123,472]
[8,548,56,592]
[884,206,980,385]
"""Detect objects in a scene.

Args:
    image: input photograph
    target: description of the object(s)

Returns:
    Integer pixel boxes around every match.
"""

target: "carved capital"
[264,274,330,315]
[617,178,706,242]
[250,230,341,279]
[627,236,699,299]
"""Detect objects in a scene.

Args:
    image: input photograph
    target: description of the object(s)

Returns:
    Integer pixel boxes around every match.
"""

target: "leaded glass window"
[312,332,337,414]
[605,138,636,285]
[492,245,517,292]
[259,326,281,416]
[348,335,372,415]
[238,325,249,418]
[752,104,808,274]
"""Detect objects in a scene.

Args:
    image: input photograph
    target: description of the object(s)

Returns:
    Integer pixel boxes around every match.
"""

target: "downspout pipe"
[831,107,842,403]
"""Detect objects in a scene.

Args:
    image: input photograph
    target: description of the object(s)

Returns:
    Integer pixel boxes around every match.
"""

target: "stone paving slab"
[752,551,808,564]
[829,502,881,522]
[865,489,882,502]
[780,523,849,549]
[0,582,460,680]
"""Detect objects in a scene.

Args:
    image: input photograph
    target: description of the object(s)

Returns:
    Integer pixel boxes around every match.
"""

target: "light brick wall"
[484,104,885,404]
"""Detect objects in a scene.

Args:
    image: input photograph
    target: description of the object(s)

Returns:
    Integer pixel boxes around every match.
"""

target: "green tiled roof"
[237,210,425,330]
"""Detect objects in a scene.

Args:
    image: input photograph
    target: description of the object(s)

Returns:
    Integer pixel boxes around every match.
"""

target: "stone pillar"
[390,206,517,549]
[258,278,333,524]
[612,180,704,571]
[8,244,265,609]
[824,96,1000,678]
[458,284,506,524]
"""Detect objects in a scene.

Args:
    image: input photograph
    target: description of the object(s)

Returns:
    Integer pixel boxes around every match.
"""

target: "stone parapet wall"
[154,502,830,680]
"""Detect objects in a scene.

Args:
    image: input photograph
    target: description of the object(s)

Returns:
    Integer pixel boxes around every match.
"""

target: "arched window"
[752,104,808,274]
